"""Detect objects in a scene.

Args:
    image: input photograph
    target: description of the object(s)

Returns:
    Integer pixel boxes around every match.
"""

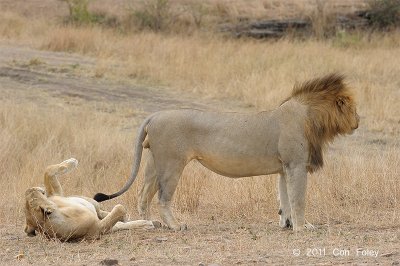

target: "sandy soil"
[0,44,398,265]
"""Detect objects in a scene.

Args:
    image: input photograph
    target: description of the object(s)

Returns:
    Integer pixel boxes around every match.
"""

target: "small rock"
[155,237,168,243]
[15,253,24,260]
[99,258,119,266]
[381,252,396,257]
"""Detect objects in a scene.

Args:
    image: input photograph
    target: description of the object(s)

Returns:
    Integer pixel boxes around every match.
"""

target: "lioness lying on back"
[24,158,159,241]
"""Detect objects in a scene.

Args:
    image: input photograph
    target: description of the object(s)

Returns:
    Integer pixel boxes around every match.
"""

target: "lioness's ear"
[40,206,54,215]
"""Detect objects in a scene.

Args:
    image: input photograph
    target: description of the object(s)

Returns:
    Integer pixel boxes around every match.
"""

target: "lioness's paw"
[55,158,78,176]
[62,158,78,169]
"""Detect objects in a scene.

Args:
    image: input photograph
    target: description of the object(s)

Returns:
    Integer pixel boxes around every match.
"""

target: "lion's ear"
[336,97,347,111]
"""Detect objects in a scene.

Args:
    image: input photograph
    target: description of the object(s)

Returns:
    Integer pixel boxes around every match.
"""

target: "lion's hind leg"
[138,151,158,220]
[156,159,186,231]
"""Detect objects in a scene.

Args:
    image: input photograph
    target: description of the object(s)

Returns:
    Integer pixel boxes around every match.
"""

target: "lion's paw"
[179,224,188,231]
[278,208,292,229]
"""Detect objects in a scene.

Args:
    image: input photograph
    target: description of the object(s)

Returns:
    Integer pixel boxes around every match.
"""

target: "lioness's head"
[24,187,49,236]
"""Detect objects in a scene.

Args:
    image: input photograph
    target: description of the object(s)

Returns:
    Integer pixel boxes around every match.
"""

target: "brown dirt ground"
[0,44,399,265]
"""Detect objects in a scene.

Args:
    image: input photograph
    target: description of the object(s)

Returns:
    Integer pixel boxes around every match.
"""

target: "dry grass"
[0,1,399,264]
[1,88,398,231]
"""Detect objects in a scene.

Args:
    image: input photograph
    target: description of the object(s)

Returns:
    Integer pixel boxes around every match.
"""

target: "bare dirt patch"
[0,44,398,265]
[0,45,250,115]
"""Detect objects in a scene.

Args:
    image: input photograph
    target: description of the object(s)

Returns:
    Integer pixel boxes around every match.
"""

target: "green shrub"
[368,0,400,29]
[59,0,117,26]
[132,0,172,32]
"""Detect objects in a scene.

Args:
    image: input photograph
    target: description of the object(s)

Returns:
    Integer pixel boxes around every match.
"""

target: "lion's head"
[290,73,359,172]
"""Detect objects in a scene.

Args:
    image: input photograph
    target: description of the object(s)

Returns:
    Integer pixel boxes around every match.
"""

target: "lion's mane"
[289,74,356,172]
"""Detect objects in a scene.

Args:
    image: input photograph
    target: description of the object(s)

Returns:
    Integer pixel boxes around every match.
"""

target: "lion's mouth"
[349,127,358,135]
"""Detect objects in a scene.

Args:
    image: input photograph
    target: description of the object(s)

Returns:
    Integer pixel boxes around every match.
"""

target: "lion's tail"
[93,114,156,202]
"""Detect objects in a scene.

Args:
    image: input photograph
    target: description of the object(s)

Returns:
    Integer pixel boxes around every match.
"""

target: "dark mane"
[289,73,355,173]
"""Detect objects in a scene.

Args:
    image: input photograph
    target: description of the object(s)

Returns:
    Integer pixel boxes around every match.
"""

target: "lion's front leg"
[277,173,292,228]
[284,164,310,231]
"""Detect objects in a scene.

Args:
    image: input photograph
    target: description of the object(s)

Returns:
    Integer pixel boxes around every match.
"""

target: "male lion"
[25,158,159,241]
[94,74,359,231]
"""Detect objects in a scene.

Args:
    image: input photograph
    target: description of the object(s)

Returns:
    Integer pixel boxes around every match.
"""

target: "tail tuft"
[93,193,111,202]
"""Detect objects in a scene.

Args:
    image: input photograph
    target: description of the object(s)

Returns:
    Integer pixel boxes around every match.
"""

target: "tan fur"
[24,159,158,241]
[94,73,359,231]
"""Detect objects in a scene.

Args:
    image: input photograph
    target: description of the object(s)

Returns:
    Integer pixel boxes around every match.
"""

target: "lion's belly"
[197,155,282,177]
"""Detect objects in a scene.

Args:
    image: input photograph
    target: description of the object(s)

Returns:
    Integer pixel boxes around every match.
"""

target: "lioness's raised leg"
[79,196,126,222]
[277,173,292,228]
[97,204,127,235]
[44,158,78,197]
[138,152,159,220]
[156,160,186,231]
[284,165,308,231]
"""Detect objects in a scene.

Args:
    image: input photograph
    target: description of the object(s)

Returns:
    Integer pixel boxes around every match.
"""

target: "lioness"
[25,158,159,241]
[94,74,359,231]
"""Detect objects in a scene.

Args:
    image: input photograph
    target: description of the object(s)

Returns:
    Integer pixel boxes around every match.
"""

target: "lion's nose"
[354,113,360,129]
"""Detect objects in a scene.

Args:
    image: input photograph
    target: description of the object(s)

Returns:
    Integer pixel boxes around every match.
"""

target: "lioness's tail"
[93,114,155,202]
